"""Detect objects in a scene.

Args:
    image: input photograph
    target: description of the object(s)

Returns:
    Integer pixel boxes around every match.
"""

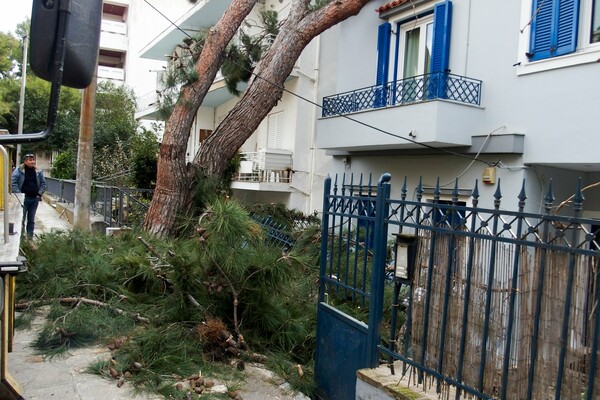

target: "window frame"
[397,15,435,80]
[517,0,600,75]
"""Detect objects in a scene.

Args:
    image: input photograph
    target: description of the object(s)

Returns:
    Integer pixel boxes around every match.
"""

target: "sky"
[0,0,32,34]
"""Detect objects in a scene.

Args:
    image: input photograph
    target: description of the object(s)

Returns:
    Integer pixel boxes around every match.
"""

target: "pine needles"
[16,198,321,397]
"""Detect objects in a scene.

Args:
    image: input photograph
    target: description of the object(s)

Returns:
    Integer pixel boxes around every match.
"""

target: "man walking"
[11,154,47,239]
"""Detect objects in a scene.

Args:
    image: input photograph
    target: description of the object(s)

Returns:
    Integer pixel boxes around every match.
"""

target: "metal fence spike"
[434,177,441,199]
[574,177,584,210]
[494,178,502,207]
[472,179,480,200]
[452,179,459,202]
[544,179,554,210]
[518,179,527,205]
[401,176,408,199]
[416,177,424,200]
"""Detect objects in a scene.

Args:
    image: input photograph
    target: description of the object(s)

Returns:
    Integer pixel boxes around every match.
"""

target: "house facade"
[136,0,331,215]
[98,0,191,92]
[316,0,600,216]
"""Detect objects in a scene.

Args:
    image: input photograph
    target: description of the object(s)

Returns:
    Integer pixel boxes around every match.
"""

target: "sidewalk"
[8,200,155,399]
[8,200,310,400]
[34,197,72,235]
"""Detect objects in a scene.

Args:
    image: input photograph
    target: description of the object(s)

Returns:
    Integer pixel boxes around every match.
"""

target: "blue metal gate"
[315,174,391,400]
[315,173,600,400]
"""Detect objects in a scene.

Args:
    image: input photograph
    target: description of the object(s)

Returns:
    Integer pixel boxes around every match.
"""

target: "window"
[400,17,433,79]
[528,0,580,61]
[199,129,212,144]
[267,112,283,149]
[375,0,452,102]
[592,0,600,42]
[519,0,600,73]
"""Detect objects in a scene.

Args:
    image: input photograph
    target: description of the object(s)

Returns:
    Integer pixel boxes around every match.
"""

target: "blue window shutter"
[529,0,579,61]
[555,0,579,56]
[376,22,391,85]
[430,0,452,74]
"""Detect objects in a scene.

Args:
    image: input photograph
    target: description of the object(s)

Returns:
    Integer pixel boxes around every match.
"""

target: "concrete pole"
[74,67,97,231]
[16,34,28,165]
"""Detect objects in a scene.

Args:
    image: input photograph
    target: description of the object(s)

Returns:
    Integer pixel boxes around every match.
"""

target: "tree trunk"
[145,0,370,237]
[194,0,370,176]
[143,0,259,237]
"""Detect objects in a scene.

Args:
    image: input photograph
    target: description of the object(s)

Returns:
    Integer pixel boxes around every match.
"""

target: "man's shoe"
[26,236,37,250]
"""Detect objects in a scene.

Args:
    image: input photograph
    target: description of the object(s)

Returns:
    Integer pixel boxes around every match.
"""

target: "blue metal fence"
[316,173,600,399]
[322,72,482,117]
[250,213,296,249]
[45,177,153,228]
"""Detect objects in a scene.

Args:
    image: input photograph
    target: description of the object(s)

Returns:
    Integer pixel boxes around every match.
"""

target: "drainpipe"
[307,36,321,215]
[464,0,472,76]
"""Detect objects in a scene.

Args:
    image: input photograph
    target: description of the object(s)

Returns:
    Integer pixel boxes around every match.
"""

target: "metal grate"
[322,73,482,117]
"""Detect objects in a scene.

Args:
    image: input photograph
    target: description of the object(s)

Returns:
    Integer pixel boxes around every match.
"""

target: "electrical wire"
[143,0,495,167]
[425,124,506,188]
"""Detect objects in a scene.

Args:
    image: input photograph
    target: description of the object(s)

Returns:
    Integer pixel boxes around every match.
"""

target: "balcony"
[322,73,481,117]
[317,73,484,152]
[98,65,125,82]
[100,21,128,52]
[140,0,233,61]
[231,149,293,192]
[135,90,160,120]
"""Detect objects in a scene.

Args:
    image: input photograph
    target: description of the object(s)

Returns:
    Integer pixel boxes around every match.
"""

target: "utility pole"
[16,34,28,165]
[74,66,98,231]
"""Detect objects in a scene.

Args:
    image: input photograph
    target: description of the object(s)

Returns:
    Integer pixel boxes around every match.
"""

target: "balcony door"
[399,17,433,102]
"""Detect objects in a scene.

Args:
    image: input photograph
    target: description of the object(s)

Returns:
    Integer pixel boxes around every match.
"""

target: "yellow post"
[0,153,4,211]
[0,129,11,211]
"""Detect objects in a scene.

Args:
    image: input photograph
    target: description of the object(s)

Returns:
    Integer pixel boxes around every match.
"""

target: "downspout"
[307,35,321,215]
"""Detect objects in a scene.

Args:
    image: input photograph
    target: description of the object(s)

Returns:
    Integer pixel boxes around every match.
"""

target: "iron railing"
[319,173,600,399]
[250,213,296,249]
[45,177,153,228]
[322,72,482,117]
[235,150,293,184]
[92,185,153,228]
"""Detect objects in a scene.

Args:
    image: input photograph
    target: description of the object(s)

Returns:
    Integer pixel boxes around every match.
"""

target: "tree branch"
[16,298,150,323]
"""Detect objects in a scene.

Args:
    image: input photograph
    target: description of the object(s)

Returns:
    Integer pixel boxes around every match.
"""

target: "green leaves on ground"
[16,198,320,397]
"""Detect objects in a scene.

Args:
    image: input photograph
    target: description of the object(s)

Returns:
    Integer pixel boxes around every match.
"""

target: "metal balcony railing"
[322,72,482,117]
[234,150,293,184]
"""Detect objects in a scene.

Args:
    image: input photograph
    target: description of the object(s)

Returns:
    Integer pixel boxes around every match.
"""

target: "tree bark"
[143,0,259,237]
[194,0,370,176]
[145,0,370,237]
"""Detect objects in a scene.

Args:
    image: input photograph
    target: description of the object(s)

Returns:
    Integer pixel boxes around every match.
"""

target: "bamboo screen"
[406,231,600,399]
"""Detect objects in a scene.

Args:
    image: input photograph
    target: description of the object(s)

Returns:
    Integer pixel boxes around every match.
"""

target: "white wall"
[125,0,193,99]
[316,0,600,213]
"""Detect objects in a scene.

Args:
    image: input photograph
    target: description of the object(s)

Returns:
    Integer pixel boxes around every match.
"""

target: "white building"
[137,0,331,215]
[317,0,600,216]
[136,0,600,217]
[98,0,192,95]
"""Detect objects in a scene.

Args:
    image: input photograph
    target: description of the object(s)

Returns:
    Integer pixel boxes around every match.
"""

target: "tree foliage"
[51,149,77,179]
[130,128,159,189]
[17,200,322,396]
[94,81,138,151]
